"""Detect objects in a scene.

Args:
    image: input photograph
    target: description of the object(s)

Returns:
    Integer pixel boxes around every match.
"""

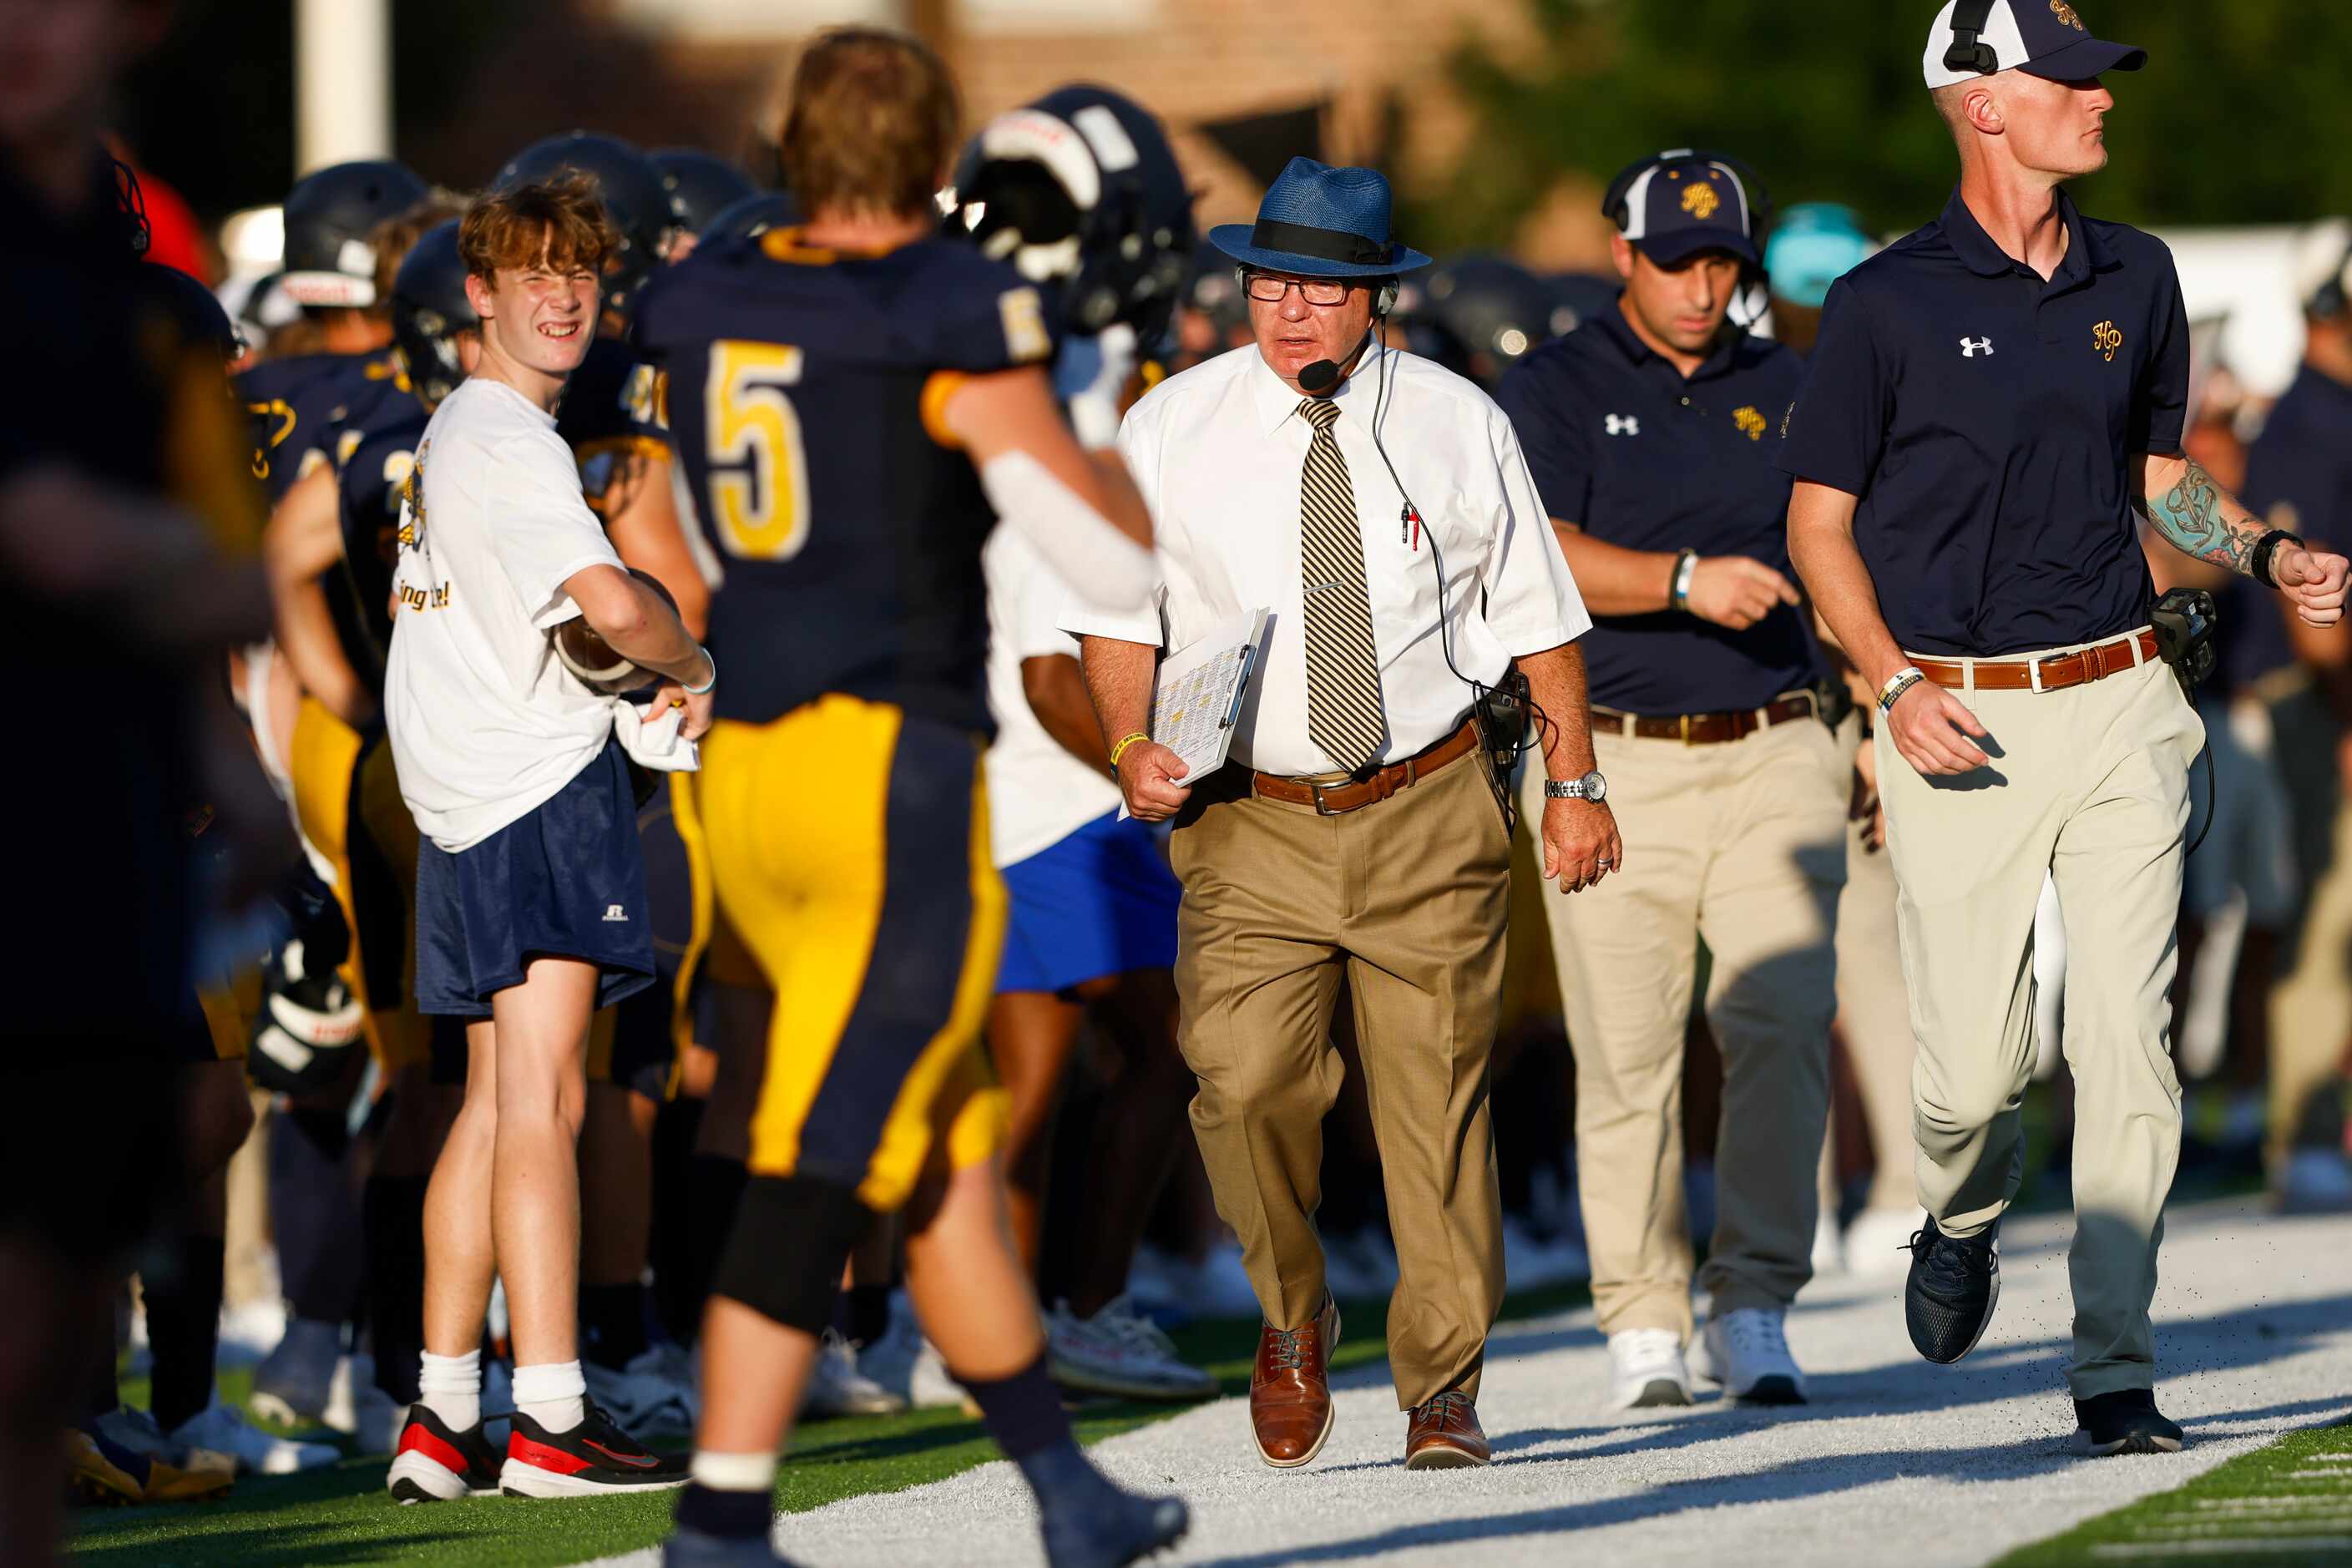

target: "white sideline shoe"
[1694,1308,1807,1405]
[1605,1328,1692,1410]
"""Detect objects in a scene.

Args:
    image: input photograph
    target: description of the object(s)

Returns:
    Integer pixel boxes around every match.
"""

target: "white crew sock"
[512,1359,588,1434]
[690,1449,779,1493]
[417,1349,482,1432]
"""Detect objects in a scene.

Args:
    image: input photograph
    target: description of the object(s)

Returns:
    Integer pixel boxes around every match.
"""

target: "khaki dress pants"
[1169,746,1510,1409]
[1834,715,1927,1217]
[1519,713,1847,1339]
[1877,649,2202,1399]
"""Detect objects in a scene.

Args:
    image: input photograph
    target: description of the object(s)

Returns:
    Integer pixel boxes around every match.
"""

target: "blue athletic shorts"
[413,738,656,1018]
[994,810,1181,996]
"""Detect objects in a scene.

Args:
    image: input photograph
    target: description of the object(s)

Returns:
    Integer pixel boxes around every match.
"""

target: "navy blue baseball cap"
[1611,155,1759,268]
[1207,156,1431,280]
[1921,0,2145,89]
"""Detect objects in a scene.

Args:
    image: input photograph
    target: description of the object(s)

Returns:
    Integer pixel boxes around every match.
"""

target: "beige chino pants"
[1169,746,1510,1409]
[1519,713,1847,1339]
[1877,648,2202,1399]
[1835,715,1927,1217]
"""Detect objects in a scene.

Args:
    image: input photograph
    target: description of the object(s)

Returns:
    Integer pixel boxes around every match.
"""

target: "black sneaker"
[2072,1388,2185,1456]
[387,1404,503,1502]
[499,1401,690,1497]
[1904,1216,2000,1364]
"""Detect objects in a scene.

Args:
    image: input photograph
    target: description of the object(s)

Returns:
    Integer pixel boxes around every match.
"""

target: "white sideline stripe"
[2092,1541,2352,1558]
[579,1200,2352,1568]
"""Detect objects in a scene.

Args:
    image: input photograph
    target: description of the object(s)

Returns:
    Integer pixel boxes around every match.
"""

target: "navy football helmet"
[390,220,479,409]
[280,159,430,310]
[493,133,672,323]
[945,84,1196,346]
[652,149,757,237]
[699,190,803,246]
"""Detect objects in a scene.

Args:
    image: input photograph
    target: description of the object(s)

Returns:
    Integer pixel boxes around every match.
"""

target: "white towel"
[612,692,700,773]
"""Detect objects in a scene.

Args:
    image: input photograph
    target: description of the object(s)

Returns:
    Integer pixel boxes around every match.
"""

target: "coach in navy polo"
[1783,0,2348,1456]
[1496,151,1841,1414]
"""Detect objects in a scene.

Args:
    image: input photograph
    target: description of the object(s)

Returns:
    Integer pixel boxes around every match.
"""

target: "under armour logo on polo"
[1605,414,1641,436]
[602,904,628,923]
[1960,337,1995,357]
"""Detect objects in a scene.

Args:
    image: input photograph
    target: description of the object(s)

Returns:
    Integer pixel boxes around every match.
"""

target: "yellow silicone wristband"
[1110,731,1151,767]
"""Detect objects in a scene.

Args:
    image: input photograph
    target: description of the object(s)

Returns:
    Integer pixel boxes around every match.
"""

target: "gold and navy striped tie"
[1296,397,1385,773]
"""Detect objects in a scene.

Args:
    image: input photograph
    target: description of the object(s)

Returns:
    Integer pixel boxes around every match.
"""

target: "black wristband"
[2250,529,2304,589]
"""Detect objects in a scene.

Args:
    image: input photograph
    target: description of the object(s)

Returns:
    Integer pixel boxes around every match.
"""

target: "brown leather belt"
[1592,692,1818,746]
[1914,630,2158,694]
[1252,719,1480,816]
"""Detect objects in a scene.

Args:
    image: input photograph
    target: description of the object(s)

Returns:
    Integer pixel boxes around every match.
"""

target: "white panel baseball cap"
[1921,0,2147,91]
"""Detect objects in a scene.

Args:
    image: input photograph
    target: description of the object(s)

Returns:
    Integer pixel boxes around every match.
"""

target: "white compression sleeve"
[979,450,1156,611]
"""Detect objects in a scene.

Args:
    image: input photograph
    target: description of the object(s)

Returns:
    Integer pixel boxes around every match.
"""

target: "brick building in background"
[590,0,1611,268]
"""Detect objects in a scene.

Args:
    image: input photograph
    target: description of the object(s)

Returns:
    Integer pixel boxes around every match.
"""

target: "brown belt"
[1252,719,1480,816]
[1914,630,2157,694]
[1592,692,1818,746]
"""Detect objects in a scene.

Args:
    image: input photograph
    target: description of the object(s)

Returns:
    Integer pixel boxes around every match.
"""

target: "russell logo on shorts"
[602,904,629,923]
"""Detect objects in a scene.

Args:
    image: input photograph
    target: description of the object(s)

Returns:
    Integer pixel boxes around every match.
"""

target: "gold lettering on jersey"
[336,427,364,469]
[999,287,1052,364]
[1682,182,1720,221]
[1733,405,1767,441]
[2092,320,2123,362]
[248,398,296,479]
[2050,0,2084,31]
[621,363,660,429]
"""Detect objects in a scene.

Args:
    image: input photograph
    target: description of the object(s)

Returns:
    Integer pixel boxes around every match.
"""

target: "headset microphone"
[1297,359,1341,394]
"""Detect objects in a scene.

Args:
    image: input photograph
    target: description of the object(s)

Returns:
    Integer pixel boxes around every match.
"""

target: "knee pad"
[708,1172,873,1335]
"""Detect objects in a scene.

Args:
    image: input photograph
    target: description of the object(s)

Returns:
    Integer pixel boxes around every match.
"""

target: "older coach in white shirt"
[1065,158,1616,1474]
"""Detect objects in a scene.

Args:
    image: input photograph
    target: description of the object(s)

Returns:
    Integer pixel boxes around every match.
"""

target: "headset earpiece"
[1944,0,2001,74]
[1375,277,1399,318]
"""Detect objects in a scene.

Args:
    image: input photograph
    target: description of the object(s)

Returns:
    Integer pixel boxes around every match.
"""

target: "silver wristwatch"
[1544,771,1607,803]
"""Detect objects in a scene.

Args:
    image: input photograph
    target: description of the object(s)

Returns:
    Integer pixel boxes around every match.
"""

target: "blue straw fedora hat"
[1207,156,1432,279]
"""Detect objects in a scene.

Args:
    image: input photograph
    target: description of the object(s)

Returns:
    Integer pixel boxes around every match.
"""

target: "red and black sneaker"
[499,1401,689,1497]
[387,1405,503,1503]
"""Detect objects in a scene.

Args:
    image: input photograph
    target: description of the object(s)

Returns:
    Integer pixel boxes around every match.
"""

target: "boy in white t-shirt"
[381,178,716,1504]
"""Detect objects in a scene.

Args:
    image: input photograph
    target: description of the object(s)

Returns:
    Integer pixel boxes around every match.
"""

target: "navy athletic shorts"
[413,738,656,1018]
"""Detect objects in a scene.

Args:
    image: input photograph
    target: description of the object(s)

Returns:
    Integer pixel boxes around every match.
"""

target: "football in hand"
[552,568,680,694]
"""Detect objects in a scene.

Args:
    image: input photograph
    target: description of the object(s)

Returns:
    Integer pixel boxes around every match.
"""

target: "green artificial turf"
[1997,1419,2352,1567]
[75,1280,1591,1567]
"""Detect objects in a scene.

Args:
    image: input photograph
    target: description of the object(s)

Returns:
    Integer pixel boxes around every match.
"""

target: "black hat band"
[1248,217,1393,267]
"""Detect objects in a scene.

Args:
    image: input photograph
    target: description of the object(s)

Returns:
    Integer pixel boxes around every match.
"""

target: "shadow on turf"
[1301,1281,2352,1488]
[1199,1393,2352,1568]
[74,1523,474,1565]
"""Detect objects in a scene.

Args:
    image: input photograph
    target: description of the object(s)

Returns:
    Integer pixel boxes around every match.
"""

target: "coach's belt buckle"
[2029,653,2057,694]
[1678,713,1696,745]
[1308,779,1345,816]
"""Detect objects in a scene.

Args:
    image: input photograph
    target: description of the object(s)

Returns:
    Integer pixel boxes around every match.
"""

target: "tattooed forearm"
[2133,457,2269,575]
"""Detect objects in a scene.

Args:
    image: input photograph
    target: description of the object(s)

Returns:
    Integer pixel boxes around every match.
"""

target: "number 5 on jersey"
[705,340,811,560]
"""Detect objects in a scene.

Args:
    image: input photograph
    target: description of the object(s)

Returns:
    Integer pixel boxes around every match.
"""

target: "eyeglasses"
[1243,272,1352,306]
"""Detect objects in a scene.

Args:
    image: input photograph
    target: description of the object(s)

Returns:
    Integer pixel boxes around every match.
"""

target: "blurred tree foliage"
[1416,0,2350,251]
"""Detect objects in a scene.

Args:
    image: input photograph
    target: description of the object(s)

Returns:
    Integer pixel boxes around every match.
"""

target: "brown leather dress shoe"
[1250,1292,1341,1468]
[1404,1390,1490,1469]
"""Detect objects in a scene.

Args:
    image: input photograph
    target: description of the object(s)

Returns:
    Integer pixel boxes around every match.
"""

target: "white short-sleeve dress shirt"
[1060,342,1590,778]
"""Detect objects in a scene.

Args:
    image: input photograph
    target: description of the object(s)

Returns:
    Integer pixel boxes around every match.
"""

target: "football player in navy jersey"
[255,203,473,1431]
[236,160,430,503]
[633,28,1178,1568]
